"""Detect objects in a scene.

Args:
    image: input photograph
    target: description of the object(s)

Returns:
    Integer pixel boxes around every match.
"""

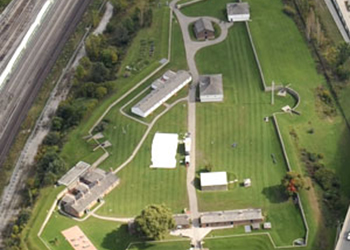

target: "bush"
[283,5,296,17]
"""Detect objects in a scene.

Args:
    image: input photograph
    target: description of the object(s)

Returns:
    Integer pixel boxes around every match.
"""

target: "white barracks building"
[132,70,192,118]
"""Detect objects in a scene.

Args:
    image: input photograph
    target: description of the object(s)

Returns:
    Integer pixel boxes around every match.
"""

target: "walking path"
[169,1,233,247]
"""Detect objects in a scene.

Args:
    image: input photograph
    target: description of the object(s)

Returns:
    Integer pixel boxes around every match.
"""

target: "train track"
[0,0,47,75]
[0,0,93,241]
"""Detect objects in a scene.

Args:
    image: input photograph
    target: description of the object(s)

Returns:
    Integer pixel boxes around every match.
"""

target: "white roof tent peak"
[200,171,228,187]
[151,133,179,169]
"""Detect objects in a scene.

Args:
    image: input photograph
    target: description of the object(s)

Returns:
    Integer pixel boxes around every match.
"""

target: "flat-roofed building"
[58,161,91,186]
[151,132,178,169]
[193,18,215,40]
[132,70,192,118]
[200,208,263,228]
[200,171,228,191]
[227,2,250,22]
[199,74,224,102]
[60,169,119,218]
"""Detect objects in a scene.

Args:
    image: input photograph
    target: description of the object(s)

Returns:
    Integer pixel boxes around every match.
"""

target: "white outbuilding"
[227,2,250,22]
[151,133,179,169]
[244,178,251,187]
[200,171,228,191]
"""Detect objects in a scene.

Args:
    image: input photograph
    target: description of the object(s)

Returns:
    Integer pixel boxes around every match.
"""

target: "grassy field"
[183,0,350,248]
[97,102,189,217]
[195,23,305,246]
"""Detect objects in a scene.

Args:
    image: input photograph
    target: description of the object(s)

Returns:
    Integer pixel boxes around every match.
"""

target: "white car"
[347,232,350,241]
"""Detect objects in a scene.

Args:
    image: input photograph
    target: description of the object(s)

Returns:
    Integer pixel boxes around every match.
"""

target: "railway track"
[0,0,93,241]
[0,0,47,75]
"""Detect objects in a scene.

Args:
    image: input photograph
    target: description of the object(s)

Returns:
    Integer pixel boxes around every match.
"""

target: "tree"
[43,132,61,146]
[134,204,175,240]
[101,47,118,68]
[90,62,110,83]
[281,171,304,196]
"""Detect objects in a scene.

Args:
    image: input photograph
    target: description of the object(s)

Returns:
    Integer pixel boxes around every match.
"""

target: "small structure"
[174,214,191,229]
[252,223,260,230]
[281,105,292,113]
[184,136,191,155]
[131,70,192,118]
[199,74,224,102]
[193,18,215,40]
[227,2,250,22]
[200,208,264,228]
[263,222,272,229]
[185,155,190,167]
[58,161,91,186]
[200,171,228,191]
[264,117,269,122]
[61,226,97,250]
[60,168,119,218]
[151,133,179,169]
[243,178,251,187]
[277,88,287,97]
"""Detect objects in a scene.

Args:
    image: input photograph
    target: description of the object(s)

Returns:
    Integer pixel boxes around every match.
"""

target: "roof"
[199,74,223,96]
[62,170,119,215]
[200,209,263,224]
[132,70,191,117]
[200,171,228,187]
[81,168,105,184]
[227,2,250,16]
[194,18,214,34]
[151,70,177,89]
[174,214,190,226]
[58,161,91,186]
[151,133,178,168]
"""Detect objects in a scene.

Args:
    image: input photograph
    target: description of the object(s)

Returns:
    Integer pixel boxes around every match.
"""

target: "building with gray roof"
[60,169,119,218]
[227,2,250,22]
[200,208,263,228]
[193,18,215,40]
[199,74,224,103]
[174,214,191,229]
[58,161,91,186]
[132,70,192,118]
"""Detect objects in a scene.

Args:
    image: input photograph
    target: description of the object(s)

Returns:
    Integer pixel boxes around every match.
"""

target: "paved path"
[91,213,133,223]
[169,1,233,248]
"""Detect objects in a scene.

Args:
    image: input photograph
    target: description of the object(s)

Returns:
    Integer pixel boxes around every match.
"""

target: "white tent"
[151,133,179,168]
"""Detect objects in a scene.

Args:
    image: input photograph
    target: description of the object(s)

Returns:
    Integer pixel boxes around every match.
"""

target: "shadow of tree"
[262,185,289,203]
[101,224,139,250]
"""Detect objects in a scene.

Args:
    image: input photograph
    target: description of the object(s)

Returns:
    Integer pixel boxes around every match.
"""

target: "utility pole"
[271,81,275,105]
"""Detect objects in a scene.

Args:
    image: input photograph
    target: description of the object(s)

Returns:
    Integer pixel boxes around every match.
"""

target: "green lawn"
[97,102,189,217]
[195,23,305,246]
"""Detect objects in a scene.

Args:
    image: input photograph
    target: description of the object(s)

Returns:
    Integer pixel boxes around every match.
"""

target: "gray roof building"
[199,74,224,102]
[200,208,263,226]
[132,70,192,118]
[58,161,91,186]
[61,169,120,217]
[193,18,215,40]
[174,214,191,228]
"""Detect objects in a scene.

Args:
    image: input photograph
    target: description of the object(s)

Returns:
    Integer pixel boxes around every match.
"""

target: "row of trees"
[283,0,350,82]
[4,1,156,249]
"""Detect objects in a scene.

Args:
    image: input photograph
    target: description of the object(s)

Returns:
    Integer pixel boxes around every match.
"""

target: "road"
[335,206,350,250]
[169,1,233,248]
[0,0,93,242]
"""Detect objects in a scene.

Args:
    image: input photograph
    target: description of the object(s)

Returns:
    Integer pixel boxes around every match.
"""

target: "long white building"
[131,70,192,118]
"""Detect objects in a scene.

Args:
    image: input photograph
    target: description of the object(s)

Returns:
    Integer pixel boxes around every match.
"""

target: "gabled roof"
[194,18,214,33]
[199,74,223,96]
[200,208,263,224]
[227,2,250,16]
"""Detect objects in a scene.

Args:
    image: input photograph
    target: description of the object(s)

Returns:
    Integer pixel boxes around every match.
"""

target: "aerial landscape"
[1,0,350,249]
